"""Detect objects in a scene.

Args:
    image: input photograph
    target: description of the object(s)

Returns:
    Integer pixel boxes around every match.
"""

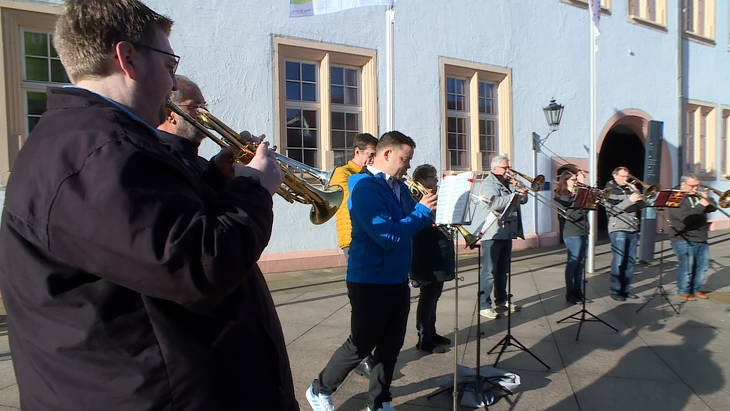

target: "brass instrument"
[698,185,730,208]
[626,174,660,200]
[167,101,343,225]
[403,177,481,248]
[506,169,545,192]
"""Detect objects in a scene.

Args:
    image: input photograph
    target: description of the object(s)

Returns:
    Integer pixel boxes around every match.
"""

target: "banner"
[588,0,601,35]
[290,0,394,17]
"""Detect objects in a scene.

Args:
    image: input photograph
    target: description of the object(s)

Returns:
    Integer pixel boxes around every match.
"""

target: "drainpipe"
[677,2,684,184]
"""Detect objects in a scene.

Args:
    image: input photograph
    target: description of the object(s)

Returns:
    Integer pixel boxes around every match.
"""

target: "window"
[1,4,63,186]
[722,109,729,178]
[562,0,611,11]
[684,0,715,41]
[440,58,512,172]
[684,102,716,177]
[274,37,376,170]
[22,30,70,133]
[627,0,667,27]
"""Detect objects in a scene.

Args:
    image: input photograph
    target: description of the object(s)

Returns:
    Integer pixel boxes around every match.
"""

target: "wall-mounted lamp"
[543,98,564,132]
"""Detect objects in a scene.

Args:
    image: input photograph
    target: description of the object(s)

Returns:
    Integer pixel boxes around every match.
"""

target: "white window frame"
[627,0,667,28]
[684,0,716,43]
[684,100,717,179]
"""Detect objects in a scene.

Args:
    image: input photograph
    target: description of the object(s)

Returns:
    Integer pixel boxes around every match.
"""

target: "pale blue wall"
[5,0,727,252]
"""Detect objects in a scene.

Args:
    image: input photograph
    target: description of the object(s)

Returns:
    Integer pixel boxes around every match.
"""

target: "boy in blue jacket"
[306,131,436,411]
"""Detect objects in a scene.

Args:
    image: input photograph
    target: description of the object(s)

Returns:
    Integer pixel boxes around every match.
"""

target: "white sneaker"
[479,308,499,319]
[496,302,521,313]
[306,384,335,411]
[368,401,396,411]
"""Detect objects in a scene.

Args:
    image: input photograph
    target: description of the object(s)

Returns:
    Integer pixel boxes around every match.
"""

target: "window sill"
[561,0,611,13]
[684,31,716,46]
[628,15,667,32]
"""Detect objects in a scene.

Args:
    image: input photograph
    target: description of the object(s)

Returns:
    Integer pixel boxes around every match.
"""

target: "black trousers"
[313,281,410,409]
[416,281,444,344]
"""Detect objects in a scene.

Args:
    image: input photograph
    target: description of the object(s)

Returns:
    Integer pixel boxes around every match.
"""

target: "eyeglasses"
[178,103,208,110]
[133,43,180,75]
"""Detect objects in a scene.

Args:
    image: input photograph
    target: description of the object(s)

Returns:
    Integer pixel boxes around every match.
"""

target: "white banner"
[290,0,394,17]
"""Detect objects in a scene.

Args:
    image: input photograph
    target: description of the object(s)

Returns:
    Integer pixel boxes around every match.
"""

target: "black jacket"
[156,130,228,192]
[555,195,588,238]
[668,195,717,243]
[0,87,298,410]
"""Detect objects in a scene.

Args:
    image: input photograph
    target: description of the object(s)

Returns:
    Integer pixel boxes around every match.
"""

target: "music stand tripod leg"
[486,246,550,370]
[557,236,618,341]
[635,209,679,315]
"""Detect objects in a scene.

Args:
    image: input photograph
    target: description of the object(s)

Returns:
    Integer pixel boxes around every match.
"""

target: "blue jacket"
[346,171,432,284]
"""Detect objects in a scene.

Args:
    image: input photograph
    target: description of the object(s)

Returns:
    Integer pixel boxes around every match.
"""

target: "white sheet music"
[435,171,473,225]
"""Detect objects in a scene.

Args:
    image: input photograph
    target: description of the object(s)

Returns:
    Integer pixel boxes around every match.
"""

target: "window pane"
[285,61,300,80]
[346,112,359,130]
[286,81,300,100]
[26,57,49,81]
[458,151,467,167]
[331,111,345,130]
[28,116,41,132]
[50,60,69,83]
[345,69,358,87]
[450,151,458,168]
[303,130,317,148]
[448,116,456,132]
[448,133,456,148]
[288,149,302,162]
[331,85,344,104]
[447,94,456,111]
[457,134,466,149]
[301,63,315,82]
[447,77,455,94]
[27,91,47,115]
[334,151,347,167]
[303,150,316,167]
[455,79,464,94]
[344,87,358,105]
[456,95,464,111]
[286,109,301,128]
[330,67,343,85]
[302,83,316,101]
[49,34,58,57]
[286,128,302,147]
[346,131,357,147]
[457,118,466,132]
[303,110,318,129]
[332,130,345,148]
[24,32,48,56]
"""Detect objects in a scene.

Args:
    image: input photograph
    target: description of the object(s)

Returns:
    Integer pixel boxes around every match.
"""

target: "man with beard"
[0,0,296,409]
[157,74,233,188]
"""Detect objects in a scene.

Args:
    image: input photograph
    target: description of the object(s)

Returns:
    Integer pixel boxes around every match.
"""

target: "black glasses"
[178,103,208,110]
[133,43,180,75]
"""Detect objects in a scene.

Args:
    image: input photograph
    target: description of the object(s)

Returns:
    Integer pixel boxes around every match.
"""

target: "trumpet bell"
[309,186,345,225]
[531,174,546,191]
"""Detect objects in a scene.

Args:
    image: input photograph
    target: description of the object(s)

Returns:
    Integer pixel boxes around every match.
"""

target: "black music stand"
[556,187,618,341]
[428,185,511,409]
[487,194,550,370]
[635,190,685,315]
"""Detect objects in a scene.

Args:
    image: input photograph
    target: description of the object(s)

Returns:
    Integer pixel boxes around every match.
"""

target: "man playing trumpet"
[669,175,717,301]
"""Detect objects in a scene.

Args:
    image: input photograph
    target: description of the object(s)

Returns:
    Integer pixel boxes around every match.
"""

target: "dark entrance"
[597,125,645,233]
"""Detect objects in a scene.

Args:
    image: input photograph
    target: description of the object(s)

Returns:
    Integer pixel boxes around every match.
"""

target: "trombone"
[698,185,730,208]
[167,101,343,225]
[506,169,545,192]
[627,174,661,200]
[403,177,482,248]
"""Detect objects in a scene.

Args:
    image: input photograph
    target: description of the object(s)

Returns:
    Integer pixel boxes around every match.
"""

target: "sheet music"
[435,171,473,225]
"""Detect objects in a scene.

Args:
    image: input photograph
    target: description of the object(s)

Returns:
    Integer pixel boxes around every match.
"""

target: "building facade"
[1,0,728,272]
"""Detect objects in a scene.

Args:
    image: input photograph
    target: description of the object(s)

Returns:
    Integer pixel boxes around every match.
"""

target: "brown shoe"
[679,294,695,301]
[694,291,709,299]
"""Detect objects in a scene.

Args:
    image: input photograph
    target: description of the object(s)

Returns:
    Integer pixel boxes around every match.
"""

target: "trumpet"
[403,177,481,248]
[167,101,343,225]
[506,169,545,192]
[698,185,730,208]
[627,174,660,200]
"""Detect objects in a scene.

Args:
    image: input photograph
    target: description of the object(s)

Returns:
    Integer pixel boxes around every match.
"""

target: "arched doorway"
[597,125,645,233]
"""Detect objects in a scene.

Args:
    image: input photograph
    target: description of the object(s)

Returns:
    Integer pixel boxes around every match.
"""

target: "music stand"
[556,186,618,341]
[428,180,510,409]
[635,190,685,314]
[487,194,550,370]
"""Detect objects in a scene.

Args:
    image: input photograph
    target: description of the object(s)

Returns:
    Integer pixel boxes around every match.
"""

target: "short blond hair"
[54,0,173,81]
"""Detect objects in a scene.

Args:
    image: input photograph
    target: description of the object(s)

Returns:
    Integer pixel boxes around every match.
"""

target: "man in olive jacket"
[0,1,296,410]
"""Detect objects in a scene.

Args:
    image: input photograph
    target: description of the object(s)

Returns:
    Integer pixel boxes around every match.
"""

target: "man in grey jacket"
[478,155,528,319]
[603,166,646,301]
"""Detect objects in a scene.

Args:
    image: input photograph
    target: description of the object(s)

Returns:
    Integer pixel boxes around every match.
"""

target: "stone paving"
[0,231,728,410]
